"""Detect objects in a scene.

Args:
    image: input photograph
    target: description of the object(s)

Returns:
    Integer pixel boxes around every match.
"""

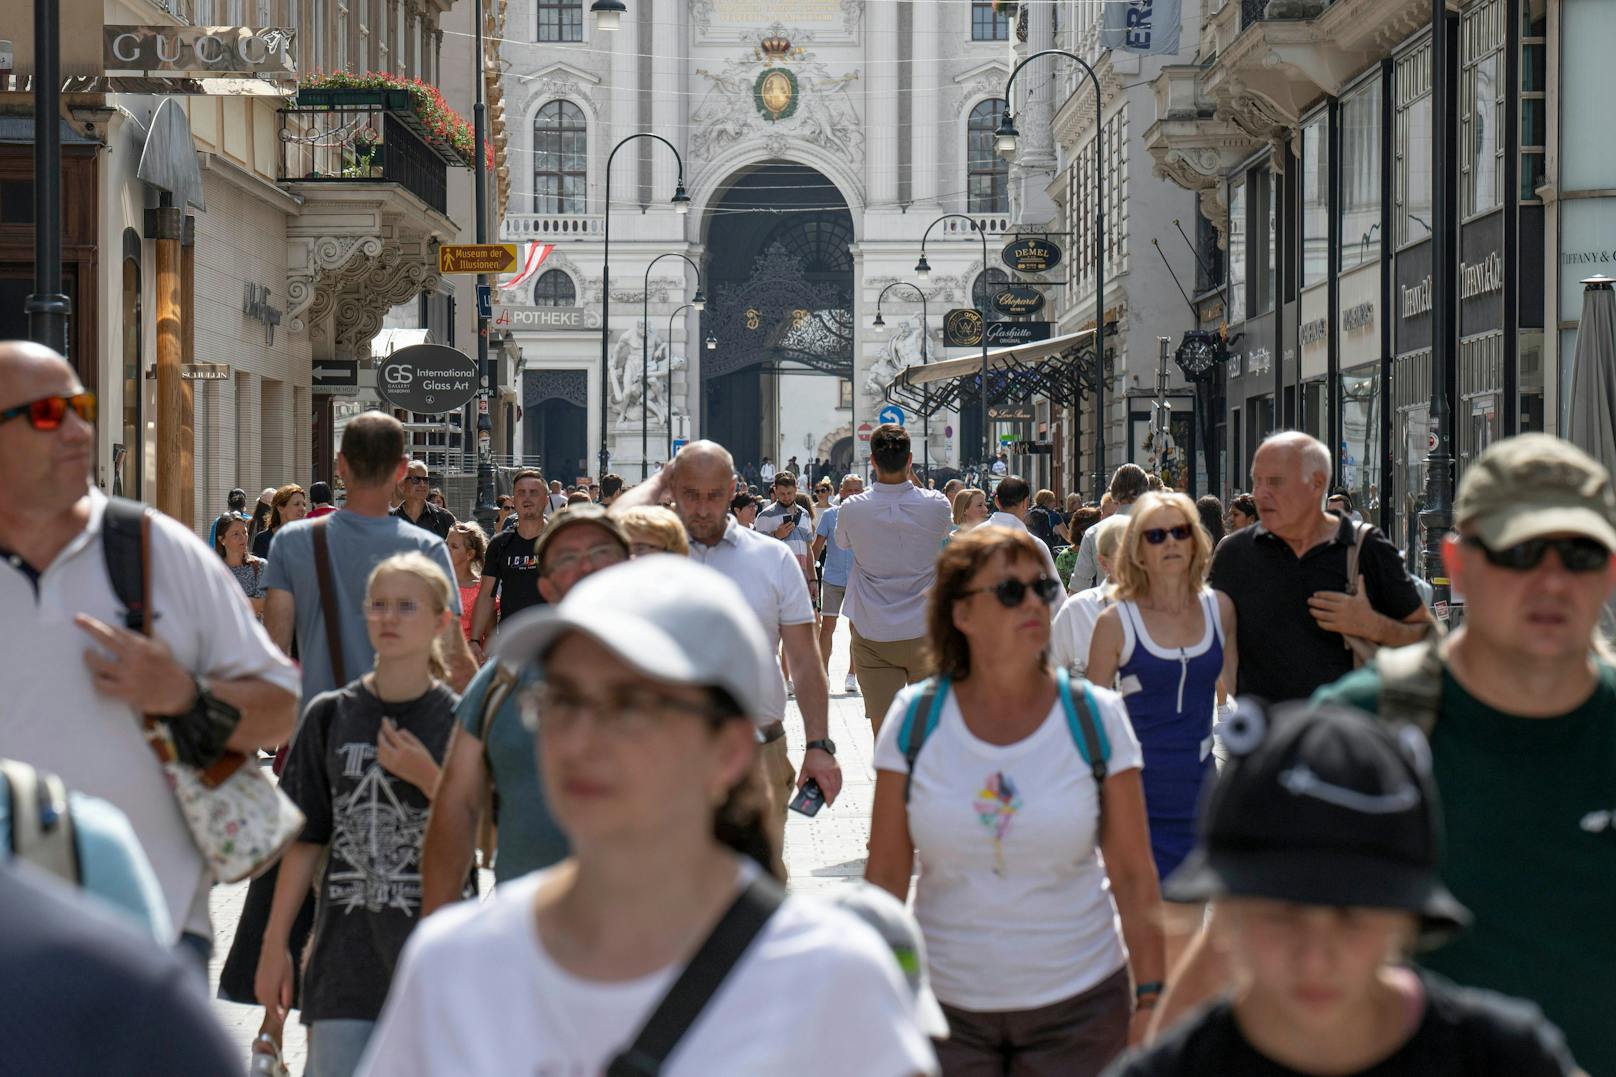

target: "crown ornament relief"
[760,36,792,59]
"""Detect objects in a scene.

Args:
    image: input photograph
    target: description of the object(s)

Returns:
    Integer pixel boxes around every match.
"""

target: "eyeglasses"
[404,475,430,485]
[531,684,735,741]
[1143,525,1194,545]
[0,391,96,431]
[1463,536,1610,574]
[364,598,425,618]
[960,575,1062,608]
[545,542,627,576]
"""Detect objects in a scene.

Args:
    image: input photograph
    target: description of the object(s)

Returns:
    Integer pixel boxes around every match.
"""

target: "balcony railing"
[941,214,1017,237]
[279,101,450,216]
[503,213,606,239]
[1241,0,1333,30]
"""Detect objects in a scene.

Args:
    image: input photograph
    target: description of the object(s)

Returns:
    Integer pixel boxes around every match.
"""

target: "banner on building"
[1101,0,1180,55]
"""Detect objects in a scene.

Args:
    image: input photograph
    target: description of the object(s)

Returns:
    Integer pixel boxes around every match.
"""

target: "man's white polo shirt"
[0,489,300,939]
[687,516,814,723]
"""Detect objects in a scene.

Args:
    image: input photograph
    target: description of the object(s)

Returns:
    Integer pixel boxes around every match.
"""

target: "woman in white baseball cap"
[357,556,938,1077]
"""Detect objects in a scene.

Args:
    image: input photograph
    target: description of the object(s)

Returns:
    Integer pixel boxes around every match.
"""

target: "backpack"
[1,759,80,885]
[1375,636,1444,737]
[898,667,1113,829]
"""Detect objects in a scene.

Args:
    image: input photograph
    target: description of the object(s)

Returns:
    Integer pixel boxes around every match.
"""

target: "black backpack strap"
[100,497,151,632]
[311,516,347,686]
[606,875,785,1077]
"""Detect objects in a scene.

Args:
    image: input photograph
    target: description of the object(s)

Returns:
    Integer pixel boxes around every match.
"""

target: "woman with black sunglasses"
[1086,492,1237,976]
[866,527,1165,1073]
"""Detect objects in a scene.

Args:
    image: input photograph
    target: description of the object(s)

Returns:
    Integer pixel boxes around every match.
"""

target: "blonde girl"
[257,554,466,1077]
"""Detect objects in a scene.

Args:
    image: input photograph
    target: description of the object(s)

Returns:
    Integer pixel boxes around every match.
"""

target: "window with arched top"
[533,269,576,307]
[968,100,1009,214]
[534,101,587,214]
[971,268,1010,311]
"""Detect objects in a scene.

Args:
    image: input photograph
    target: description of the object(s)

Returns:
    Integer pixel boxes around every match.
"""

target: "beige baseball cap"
[1454,434,1616,551]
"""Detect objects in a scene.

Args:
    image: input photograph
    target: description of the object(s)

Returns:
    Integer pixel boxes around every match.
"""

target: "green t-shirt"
[1313,661,1616,1077]
[455,662,570,882]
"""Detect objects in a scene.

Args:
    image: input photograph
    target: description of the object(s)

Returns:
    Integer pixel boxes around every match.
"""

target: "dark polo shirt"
[1209,512,1422,703]
[392,500,455,540]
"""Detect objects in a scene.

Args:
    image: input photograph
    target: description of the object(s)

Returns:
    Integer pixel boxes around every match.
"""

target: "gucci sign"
[103,26,297,80]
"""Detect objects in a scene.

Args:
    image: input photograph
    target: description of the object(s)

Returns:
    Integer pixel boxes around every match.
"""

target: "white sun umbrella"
[1568,275,1616,469]
[1566,274,1616,645]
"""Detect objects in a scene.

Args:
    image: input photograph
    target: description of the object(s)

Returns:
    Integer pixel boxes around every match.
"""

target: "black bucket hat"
[1165,700,1470,948]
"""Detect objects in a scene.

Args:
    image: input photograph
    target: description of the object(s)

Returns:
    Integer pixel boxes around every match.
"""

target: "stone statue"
[609,321,662,425]
[863,318,924,398]
[619,336,686,428]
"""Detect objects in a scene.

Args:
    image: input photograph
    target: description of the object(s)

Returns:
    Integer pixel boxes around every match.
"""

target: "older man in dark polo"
[1209,430,1431,702]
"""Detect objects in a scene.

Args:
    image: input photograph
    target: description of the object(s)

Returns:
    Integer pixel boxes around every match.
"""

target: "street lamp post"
[998,48,1107,498]
[26,0,70,357]
[599,134,689,483]
[668,304,718,459]
[872,280,930,474]
[472,0,496,530]
[916,214,991,469]
[642,252,706,479]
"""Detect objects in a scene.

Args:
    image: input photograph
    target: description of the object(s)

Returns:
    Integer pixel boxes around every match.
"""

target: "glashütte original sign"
[1001,237,1063,274]
[376,344,479,414]
[991,285,1046,317]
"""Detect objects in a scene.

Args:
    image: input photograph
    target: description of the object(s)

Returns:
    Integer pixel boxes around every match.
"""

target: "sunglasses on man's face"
[961,575,1063,609]
[0,391,96,431]
[1464,535,1611,574]
[1143,525,1194,545]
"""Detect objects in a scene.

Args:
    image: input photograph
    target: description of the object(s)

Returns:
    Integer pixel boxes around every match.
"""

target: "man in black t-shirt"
[470,468,547,656]
[1209,432,1430,703]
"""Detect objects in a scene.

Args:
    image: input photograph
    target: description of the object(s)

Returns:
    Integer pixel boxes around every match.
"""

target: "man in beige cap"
[1155,434,1616,1076]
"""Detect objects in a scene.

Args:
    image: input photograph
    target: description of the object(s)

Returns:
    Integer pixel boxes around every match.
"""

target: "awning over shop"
[884,329,1097,417]
[371,328,430,359]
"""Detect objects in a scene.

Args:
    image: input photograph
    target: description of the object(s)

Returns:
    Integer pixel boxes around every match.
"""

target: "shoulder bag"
[102,497,304,884]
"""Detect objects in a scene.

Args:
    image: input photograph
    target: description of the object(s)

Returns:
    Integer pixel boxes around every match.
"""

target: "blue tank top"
[1116,589,1224,881]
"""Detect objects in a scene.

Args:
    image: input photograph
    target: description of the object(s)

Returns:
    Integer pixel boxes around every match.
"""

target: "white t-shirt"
[356,865,939,1077]
[1049,586,1115,676]
[0,489,301,938]
[873,681,1142,1012]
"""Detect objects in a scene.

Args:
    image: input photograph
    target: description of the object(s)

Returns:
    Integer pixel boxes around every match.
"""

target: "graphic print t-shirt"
[873,681,1143,1012]
[483,529,545,622]
[279,680,463,1023]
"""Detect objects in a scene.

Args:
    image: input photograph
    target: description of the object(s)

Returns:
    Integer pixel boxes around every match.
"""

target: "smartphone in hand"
[788,779,826,817]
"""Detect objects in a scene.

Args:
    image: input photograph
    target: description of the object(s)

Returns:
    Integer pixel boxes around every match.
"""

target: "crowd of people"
[2,336,1613,1077]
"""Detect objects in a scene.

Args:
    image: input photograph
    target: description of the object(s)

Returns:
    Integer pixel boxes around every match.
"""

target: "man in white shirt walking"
[614,441,842,857]
[985,476,1066,601]
[835,425,954,732]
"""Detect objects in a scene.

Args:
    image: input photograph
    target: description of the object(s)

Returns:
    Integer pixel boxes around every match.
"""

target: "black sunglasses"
[0,391,96,430]
[1464,535,1610,574]
[1143,525,1194,545]
[961,575,1063,608]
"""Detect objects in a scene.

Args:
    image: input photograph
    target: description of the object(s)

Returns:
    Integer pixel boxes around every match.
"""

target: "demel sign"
[377,344,479,414]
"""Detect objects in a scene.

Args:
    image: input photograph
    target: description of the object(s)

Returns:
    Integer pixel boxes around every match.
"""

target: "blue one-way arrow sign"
[878,404,906,426]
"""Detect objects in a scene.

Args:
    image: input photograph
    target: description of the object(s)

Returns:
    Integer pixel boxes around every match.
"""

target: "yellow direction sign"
[438,243,518,274]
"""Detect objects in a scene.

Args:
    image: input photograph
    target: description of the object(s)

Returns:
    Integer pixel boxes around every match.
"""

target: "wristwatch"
[805,738,837,757]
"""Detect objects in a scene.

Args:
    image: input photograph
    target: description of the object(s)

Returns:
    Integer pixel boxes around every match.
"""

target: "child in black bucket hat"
[1103,701,1582,1077]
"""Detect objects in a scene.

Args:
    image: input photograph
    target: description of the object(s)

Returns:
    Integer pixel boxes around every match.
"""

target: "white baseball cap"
[491,555,773,728]
[830,883,949,1039]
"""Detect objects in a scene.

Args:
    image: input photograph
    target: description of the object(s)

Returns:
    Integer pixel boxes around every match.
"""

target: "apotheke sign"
[491,305,598,331]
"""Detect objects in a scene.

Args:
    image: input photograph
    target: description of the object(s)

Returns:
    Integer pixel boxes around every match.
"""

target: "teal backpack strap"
[1057,668,1112,842]
[900,677,949,805]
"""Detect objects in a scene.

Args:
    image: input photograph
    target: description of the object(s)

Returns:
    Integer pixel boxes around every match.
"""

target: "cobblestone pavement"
[210,618,876,1072]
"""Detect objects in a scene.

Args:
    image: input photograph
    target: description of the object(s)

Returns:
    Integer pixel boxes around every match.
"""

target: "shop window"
[1339,78,1383,272]
[1461,0,1505,218]
[1252,166,1277,315]
[1517,330,1544,433]
[1228,178,1247,320]
[1339,365,1381,521]
[0,180,33,224]
[1396,43,1434,246]
[1300,114,1329,287]
[967,100,1008,213]
[1520,0,1547,201]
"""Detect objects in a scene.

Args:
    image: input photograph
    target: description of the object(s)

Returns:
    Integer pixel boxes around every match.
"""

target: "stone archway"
[699,161,854,472]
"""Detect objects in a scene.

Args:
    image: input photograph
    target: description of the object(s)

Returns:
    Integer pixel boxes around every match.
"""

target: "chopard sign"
[1460,251,1503,300]
[1401,276,1433,320]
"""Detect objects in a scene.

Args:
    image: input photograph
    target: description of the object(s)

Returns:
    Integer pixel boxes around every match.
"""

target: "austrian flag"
[498,242,555,293]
